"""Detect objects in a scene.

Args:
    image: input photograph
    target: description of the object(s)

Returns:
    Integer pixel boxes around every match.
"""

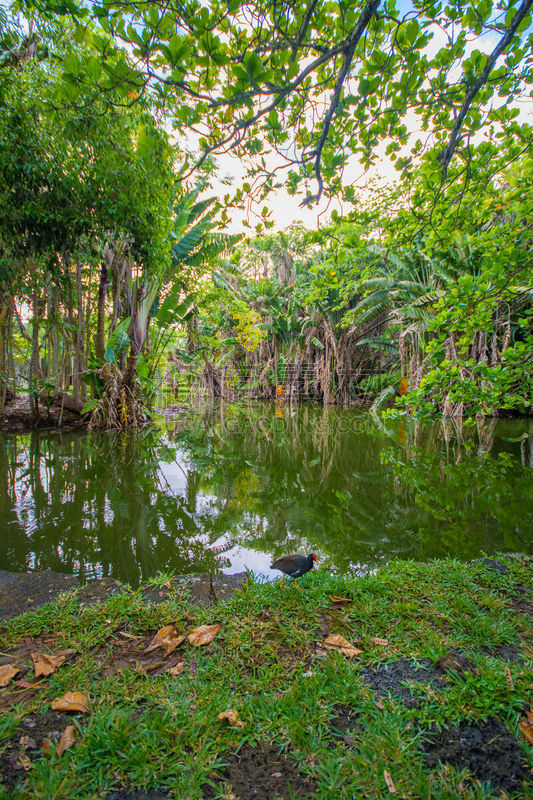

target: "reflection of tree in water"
[168,404,533,568]
[1,408,531,582]
[0,429,219,585]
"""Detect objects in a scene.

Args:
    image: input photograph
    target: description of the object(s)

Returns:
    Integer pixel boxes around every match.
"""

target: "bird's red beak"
[313,554,318,562]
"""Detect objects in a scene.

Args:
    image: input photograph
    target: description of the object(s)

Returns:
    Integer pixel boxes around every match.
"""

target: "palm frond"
[371,384,397,411]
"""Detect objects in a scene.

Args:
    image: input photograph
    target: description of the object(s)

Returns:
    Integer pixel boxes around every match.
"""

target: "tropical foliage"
[0,1,532,424]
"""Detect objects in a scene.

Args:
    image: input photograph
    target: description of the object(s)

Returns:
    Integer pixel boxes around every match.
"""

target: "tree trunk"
[29,291,44,422]
[96,249,112,360]
[75,259,86,402]
[0,287,10,410]
[122,342,140,390]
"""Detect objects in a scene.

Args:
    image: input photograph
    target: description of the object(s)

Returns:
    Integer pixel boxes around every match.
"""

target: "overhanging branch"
[437,0,533,171]
[302,0,382,206]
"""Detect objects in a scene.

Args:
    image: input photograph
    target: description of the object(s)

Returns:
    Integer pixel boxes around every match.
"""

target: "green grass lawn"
[0,557,531,799]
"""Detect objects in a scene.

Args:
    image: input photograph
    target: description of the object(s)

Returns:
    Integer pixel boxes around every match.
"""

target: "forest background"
[0,0,532,428]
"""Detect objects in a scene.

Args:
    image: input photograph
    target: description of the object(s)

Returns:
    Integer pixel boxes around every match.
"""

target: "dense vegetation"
[0,0,532,425]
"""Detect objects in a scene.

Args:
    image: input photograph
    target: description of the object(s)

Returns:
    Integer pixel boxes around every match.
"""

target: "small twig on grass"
[324,609,360,635]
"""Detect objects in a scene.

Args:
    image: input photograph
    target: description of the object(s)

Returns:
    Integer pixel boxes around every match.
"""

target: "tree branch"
[437,0,533,171]
[301,0,382,206]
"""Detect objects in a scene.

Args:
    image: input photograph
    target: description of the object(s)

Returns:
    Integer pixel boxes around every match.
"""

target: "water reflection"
[0,404,532,585]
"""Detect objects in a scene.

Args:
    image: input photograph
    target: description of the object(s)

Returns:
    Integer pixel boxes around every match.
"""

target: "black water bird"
[271,553,317,581]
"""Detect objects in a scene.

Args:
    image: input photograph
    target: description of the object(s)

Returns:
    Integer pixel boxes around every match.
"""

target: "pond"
[1,403,532,586]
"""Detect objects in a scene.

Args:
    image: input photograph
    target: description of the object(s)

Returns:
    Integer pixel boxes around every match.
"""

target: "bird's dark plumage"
[271,553,317,578]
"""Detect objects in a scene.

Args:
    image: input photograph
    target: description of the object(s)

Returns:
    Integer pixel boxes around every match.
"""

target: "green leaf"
[81,399,99,414]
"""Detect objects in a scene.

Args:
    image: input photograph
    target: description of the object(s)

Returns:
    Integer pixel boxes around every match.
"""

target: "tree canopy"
[27,0,533,211]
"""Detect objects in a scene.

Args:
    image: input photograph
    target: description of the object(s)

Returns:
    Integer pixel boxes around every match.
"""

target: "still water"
[1,404,532,586]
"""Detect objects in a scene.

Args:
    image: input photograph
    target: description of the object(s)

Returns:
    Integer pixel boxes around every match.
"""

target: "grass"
[0,557,531,800]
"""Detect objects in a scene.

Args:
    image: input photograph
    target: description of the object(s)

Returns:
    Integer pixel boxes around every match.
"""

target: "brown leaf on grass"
[329,596,353,606]
[143,660,166,673]
[504,665,514,690]
[119,632,142,640]
[144,626,185,656]
[188,624,221,647]
[31,652,66,678]
[323,634,363,658]
[51,691,90,713]
[518,707,533,745]
[217,709,244,728]
[15,679,41,689]
[0,664,19,687]
[371,637,389,646]
[384,769,397,794]
[56,725,77,757]
[168,662,185,676]
[375,700,385,711]
[20,735,37,750]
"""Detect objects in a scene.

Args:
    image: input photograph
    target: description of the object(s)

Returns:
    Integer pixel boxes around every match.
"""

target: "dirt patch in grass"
[0,636,78,711]
[435,650,479,678]
[360,658,448,708]
[203,742,317,800]
[422,718,529,796]
[508,596,533,619]
[93,630,188,678]
[0,709,73,791]
[483,643,524,663]
[139,573,246,608]
[107,791,170,800]
[327,703,362,747]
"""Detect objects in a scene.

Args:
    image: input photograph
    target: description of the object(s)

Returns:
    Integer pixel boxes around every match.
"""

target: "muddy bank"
[0,570,247,621]
[1,394,88,432]
[0,397,191,432]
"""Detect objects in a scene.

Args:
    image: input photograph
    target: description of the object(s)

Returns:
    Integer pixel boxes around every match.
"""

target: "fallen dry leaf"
[0,664,19,687]
[217,709,244,728]
[143,660,166,673]
[15,679,39,689]
[375,700,385,711]
[144,626,185,656]
[329,596,353,606]
[323,634,363,658]
[504,665,514,690]
[119,632,142,640]
[168,662,185,676]
[31,652,66,678]
[518,707,533,745]
[188,624,222,647]
[384,769,397,794]
[51,691,90,713]
[19,735,34,749]
[56,725,77,757]
[371,637,389,646]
